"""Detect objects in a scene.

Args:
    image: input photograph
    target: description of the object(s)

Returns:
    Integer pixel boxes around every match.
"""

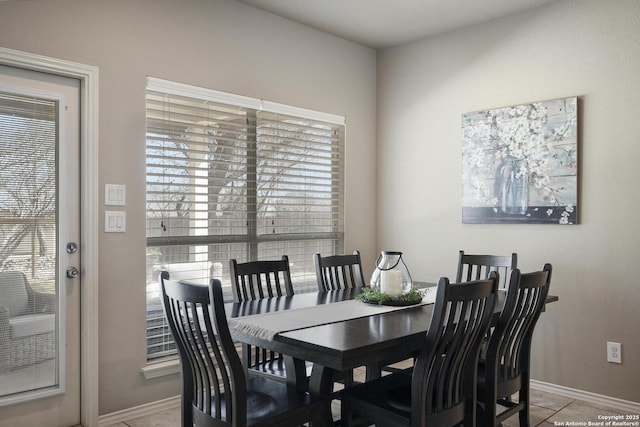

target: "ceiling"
[237,0,558,49]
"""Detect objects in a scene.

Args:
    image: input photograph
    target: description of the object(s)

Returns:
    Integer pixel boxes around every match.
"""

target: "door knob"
[66,267,80,279]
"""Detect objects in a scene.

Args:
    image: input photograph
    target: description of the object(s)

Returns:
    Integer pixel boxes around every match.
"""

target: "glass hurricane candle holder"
[369,251,412,297]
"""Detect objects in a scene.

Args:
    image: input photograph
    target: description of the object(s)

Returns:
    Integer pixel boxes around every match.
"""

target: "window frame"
[145,77,346,361]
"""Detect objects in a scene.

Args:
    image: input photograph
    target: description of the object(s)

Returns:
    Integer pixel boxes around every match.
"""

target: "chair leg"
[463,400,475,427]
[518,388,530,427]
[365,364,381,381]
[343,369,354,388]
[340,396,351,427]
[241,343,251,379]
[483,396,497,427]
[518,371,531,427]
[312,404,325,426]
[181,396,192,427]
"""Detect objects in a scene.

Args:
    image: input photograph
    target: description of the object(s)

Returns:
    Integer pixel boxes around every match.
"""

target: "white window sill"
[141,359,180,380]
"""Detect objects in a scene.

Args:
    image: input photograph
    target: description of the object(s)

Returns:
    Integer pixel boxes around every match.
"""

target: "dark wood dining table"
[226,284,558,426]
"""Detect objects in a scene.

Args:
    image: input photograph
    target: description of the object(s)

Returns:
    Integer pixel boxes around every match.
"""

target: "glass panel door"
[0,64,81,427]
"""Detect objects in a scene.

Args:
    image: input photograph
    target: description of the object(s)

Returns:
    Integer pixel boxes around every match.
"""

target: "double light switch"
[105,184,126,232]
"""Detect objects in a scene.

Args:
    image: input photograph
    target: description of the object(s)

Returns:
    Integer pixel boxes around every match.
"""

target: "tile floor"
[104,366,637,427]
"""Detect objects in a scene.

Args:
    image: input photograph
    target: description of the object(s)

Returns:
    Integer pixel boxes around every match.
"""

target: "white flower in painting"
[534,175,550,189]
[558,206,574,224]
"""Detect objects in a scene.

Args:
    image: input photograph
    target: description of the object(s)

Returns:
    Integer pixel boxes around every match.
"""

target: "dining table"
[226,283,558,426]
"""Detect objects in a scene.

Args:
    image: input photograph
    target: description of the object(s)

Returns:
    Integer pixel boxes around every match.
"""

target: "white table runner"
[228,287,437,341]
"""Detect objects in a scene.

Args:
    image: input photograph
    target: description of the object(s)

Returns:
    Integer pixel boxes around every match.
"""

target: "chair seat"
[345,372,413,425]
[209,377,320,426]
[10,313,55,338]
[349,373,464,426]
[247,377,318,425]
[344,368,471,427]
[384,383,412,413]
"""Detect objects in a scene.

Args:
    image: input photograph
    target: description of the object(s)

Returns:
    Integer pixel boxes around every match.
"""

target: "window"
[145,78,345,360]
[0,92,58,393]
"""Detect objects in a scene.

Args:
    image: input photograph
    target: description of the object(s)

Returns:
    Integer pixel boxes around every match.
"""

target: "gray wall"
[1,0,638,417]
[0,0,377,414]
[376,0,639,402]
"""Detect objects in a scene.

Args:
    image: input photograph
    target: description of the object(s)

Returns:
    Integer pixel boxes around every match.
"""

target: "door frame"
[0,47,99,427]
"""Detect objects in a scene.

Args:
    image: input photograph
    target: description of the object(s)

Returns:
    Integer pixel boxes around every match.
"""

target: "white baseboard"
[98,395,181,426]
[97,381,639,426]
[531,380,640,413]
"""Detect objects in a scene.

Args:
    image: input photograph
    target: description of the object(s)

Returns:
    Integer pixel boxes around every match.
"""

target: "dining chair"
[476,264,552,427]
[160,272,323,426]
[314,251,369,388]
[314,250,366,291]
[457,250,518,358]
[311,249,416,380]
[229,256,301,385]
[456,250,517,289]
[340,272,499,427]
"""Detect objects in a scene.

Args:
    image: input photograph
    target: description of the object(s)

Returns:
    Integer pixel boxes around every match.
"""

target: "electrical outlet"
[607,342,622,364]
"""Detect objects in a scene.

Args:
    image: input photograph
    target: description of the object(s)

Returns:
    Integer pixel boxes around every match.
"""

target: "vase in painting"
[498,156,529,215]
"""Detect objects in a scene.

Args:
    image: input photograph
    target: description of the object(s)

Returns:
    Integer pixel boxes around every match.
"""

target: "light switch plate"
[105,211,126,232]
[105,184,126,206]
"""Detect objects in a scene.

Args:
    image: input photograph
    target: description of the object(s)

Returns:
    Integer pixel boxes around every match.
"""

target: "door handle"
[66,267,80,279]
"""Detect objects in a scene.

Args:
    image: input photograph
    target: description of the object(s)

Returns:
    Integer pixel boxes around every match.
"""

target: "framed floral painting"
[462,96,578,224]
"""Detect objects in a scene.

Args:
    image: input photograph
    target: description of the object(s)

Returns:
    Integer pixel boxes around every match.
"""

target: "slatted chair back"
[410,273,499,426]
[229,256,297,386]
[478,264,552,427]
[230,256,293,302]
[456,250,517,289]
[160,273,246,426]
[314,250,366,291]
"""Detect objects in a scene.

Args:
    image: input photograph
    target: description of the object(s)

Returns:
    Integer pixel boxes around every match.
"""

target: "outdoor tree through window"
[145,78,345,360]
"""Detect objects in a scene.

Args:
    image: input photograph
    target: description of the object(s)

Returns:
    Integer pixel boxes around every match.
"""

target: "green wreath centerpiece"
[357,286,425,306]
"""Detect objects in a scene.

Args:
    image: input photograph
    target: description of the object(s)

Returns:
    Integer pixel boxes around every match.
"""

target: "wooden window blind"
[145,78,345,359]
